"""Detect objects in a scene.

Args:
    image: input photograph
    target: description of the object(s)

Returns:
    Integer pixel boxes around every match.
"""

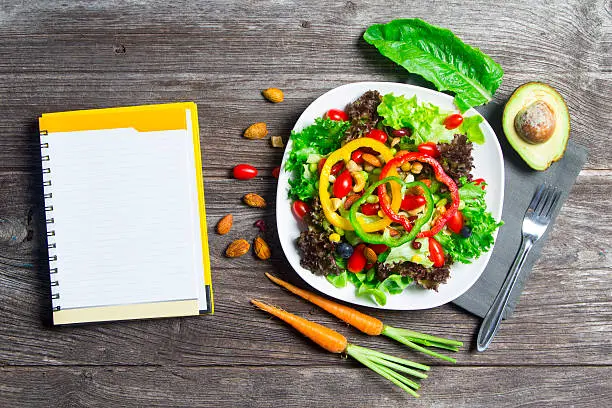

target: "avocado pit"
[514,100,556,144]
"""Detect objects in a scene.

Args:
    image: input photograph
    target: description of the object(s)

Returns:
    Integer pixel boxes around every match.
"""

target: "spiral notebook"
[39,102,213,325]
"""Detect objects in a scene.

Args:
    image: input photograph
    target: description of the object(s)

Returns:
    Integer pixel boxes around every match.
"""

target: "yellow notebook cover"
[39,102,213,325]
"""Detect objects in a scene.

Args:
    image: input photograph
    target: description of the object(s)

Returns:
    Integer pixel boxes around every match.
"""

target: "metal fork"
[476,184,562,352]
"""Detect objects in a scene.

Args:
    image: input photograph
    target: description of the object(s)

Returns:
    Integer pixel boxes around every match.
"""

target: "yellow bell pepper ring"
[318,138,402,232]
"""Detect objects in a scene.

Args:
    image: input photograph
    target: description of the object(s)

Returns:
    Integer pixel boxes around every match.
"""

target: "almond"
[244,122,268,139]
[243,193,267,208]
[253,237,271,260]
[262,88,284,103]
[344,193,361,210]
[226,239,250,258]
[363,246,378,264]
[362,153,382,167]
[387,227,400,237]
[216,214,233,235]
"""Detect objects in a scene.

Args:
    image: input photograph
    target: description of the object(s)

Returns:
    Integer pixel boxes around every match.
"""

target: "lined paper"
[42,126,202,310]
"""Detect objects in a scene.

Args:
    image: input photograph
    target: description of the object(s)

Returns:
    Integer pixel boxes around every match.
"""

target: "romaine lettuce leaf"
[364,19,504,112]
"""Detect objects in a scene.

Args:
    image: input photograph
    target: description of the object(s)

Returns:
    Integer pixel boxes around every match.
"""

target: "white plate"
[276,82,504,310]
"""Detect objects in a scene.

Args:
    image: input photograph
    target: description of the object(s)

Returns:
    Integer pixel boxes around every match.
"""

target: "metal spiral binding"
[41,129,61,311]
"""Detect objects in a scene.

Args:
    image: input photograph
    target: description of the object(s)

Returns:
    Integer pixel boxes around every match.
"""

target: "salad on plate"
[285,90,502,306]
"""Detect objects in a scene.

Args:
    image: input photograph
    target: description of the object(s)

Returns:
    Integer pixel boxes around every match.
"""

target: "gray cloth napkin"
[452,102,588,318]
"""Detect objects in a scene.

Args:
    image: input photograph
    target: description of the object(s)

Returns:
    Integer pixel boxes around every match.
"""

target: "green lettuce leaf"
[364,18,504,112]
[344,230,363,247]
[357,284,388,306]
[345,268,414,306]
[384,237,433,268]
[436,178,503,263]
[378,274,414,295]
[377,93,455,145]
[326,271,348,288]
[457,178,485,200]
[285,118,350,201]
[459,115,485,144]
[377,93,486,145]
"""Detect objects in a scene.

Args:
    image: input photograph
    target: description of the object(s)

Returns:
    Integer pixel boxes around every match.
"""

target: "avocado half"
[502,82,570,170]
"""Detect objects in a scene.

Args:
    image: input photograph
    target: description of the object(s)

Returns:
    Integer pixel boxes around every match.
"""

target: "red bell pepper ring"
[378,152,460,238]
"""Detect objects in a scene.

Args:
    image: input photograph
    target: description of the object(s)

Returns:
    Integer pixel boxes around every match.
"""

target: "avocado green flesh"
[503,82,570,171]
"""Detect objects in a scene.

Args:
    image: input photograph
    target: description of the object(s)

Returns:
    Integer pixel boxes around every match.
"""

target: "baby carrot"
[265,272,384,336]
[265,273,463,363]
[251,299,429,397]
[251,299,347,353]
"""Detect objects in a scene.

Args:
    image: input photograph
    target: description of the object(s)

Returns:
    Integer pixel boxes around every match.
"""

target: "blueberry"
[460,226,472,238]
[336,242,354,259]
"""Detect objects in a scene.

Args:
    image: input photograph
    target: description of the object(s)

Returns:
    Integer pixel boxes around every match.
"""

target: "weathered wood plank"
[0,0,608,72]
[0,366,610,408]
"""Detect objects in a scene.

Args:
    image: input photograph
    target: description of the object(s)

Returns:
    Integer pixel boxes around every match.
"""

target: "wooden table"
[1,1,610,406]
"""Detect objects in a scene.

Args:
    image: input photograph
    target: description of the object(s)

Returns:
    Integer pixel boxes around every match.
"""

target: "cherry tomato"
[325,109,348,122]
[333,170,353,199]
[428,237,445,267]
[272,166,280,179]
[233,164,258,180]
[351,150,364,164]
[444,113,464,130]
[347,244,367,273]
[473,178,486,190]
[400,194,426,211]
[360,202,380,216]
[417,142,440,158]
[446,210,464,234]
[292,200,310,220]
[317,159,344,175]
[366,129,388,144]
[369,244,389,254]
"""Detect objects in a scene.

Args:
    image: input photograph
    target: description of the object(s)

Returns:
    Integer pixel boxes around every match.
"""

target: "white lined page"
[43,126,201,310]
